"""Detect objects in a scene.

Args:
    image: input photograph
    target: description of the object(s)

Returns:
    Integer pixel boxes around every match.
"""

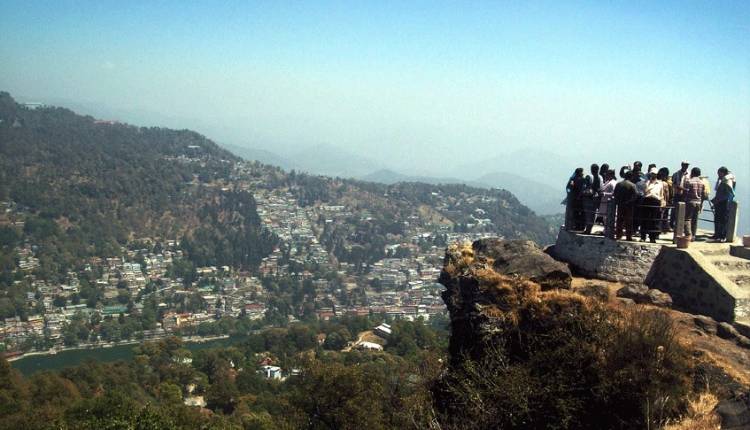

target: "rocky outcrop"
[472,238,572,290]
[435,237,698,429]
[438,239,572,363]
[616,284,673,308]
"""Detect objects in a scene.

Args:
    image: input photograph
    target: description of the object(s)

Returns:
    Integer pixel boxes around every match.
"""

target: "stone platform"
[645,244,750,323]
[548,228,664,283]
[549,226,750,323]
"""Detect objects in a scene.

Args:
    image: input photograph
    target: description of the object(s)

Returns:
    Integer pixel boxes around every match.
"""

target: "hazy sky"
[1,0,748,176]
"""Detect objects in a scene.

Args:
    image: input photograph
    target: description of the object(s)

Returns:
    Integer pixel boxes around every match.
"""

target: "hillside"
[0,92,276,281]
[360,169,563,216]
[0,91,555,358]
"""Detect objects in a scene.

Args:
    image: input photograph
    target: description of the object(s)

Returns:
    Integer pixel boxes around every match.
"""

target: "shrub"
[434,292,693,430]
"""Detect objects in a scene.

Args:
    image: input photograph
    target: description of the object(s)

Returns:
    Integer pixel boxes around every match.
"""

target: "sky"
[1,0,748,178]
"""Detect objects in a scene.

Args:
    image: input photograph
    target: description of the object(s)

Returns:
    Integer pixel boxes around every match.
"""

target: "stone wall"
[548,229,661,283]
[645,247,749,322]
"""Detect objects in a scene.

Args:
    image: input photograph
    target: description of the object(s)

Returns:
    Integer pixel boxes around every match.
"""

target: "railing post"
[726,201,739,243]
[673,202,686,243]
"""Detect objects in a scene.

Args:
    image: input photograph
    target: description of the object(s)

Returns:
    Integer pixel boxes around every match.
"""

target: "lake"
[11,336,242,376]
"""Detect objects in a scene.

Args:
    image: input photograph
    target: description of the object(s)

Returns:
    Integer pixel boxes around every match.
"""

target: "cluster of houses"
[248,183,502,324]
[255,190,331,277]
[1,156,508,354]
[314,289,446,321]
[0,223,271,351]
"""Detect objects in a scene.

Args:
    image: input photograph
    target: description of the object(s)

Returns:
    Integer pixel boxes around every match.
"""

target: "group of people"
[565,161,737,243]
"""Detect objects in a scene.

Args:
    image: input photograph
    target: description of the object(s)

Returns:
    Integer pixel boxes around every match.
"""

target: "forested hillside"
[0,92,276,283]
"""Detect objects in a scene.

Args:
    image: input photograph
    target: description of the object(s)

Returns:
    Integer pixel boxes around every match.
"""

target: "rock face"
[438,239,571,364]
[616,284,673,308]
[472,238,572,290]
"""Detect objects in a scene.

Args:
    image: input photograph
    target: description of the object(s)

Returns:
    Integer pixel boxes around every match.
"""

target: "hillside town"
[0,160,499,356]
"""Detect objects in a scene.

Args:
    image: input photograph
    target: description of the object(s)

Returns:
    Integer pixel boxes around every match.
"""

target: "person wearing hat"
[640,167,665,243]
[671,161,690,228]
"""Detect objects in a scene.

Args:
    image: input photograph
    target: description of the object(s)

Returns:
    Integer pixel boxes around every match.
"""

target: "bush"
[433,298,693,430]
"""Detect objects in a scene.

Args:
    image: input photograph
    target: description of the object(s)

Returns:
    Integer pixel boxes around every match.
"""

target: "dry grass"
[693,349,750,387]
[662,392,720,430]
[444,241,476,276]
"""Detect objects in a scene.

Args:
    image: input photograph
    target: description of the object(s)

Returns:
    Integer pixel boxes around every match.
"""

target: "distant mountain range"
[360,169,564,216]
[221,143,567,216]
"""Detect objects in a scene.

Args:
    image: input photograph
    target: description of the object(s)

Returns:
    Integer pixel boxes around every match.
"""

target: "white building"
[259,365,283,380]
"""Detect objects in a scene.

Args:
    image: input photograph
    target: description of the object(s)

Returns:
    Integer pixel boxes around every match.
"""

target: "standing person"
[683,167,707,240]
[596,164,609,223]
[671,161,690,228]
[711,167,736,242]
[619,161,643,181]
[580,175,593,232]
[634,171,648,238]
[614,169,638,241]
[584,164,601,234]
[633,161,645,182]
[599,170,617,235]
[640,168,665,243]
[565,168,585,231]
[657,167,673,232]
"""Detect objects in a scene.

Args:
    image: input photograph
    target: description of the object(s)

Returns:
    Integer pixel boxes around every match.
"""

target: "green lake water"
[11,336,242,376]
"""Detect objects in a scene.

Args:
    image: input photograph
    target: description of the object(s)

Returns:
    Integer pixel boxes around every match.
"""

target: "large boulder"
[616,283,673,308]
[472,238,572,290]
